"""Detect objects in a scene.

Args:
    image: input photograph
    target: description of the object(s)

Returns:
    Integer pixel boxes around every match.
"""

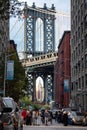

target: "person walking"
[25,110,32,125]
[55,111,58,123]
[32,110,36,125]
[62,111,68,126]
[21,108,27,125]
[44,109,50,125]
[35,111,40,125]
[41,110,45,124]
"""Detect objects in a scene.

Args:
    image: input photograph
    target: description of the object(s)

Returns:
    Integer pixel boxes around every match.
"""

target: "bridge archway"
[36,77,44,102]
[36,18,44,52]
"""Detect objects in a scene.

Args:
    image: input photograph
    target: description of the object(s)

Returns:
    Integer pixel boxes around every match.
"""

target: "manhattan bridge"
[11,2,70,103]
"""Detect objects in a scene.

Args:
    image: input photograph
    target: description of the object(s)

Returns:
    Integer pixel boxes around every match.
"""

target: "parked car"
[68,111,84,125]
[83,114,87,126]
[0,97,12,130]
[0,96,13,130]
[0,97,23,130]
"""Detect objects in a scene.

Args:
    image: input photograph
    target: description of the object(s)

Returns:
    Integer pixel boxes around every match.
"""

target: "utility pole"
[3,53,7,97]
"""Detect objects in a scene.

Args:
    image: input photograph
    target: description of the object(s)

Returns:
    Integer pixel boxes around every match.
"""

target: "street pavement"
[23,119,87,130]
[23,125,87,130]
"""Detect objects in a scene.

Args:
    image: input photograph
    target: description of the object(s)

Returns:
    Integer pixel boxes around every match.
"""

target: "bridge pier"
[26,70,54,104]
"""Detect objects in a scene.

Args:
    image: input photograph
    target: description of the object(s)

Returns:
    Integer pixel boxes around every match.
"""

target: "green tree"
[0,0,9,19]
[6,50,28,102]
[0,0,25,20]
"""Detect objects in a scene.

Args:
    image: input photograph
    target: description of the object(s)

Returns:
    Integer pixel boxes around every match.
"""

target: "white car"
[68,111,84,125]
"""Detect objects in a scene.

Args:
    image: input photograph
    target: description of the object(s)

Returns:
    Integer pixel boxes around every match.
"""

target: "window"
[78,61,80,72]
[82,58,84,70]
[82,76,84,88]
[76,80,78,90]
[85,0,87,9]
[85,54,87,68]
[81,23,83,35]
[81,40,84,52]
[81,4,83,16]
[78,11,80,24]
[3,98,14,109]
[84,15,87,28]
[78,44,80,56]
[85,35,87,48]
[76,64,78,74]
[85,74,87,87]
[79,78,81,89]
[78,27,80,40]
[76,47,77,58]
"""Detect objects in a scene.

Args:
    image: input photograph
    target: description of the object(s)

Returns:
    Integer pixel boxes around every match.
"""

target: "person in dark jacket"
[25,110,32,125]
[62,111,68,126]
[41,110,45,124]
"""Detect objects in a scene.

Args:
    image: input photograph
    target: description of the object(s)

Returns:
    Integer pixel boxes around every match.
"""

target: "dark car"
[0,97,23,130]
[0,96,13,130]
[0,107,12,130]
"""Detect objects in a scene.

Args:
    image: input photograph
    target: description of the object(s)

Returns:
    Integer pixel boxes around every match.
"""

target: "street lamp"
[3,53,7,97]
[3,51,25,97]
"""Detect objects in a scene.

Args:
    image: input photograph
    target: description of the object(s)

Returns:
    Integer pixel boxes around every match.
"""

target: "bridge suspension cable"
[10,19,20,32]
[56,11,70,17]
[12,22,24,39]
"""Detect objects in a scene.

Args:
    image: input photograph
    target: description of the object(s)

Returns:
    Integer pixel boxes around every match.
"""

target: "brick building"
[54,31,71,108]
[10,40,17,51]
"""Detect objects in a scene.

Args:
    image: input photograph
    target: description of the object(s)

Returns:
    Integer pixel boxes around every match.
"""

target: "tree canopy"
[0,0,25,20]
[6,50,28,102]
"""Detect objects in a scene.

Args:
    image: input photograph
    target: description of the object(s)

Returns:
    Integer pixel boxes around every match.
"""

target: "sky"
[19,0,70,12]
[10,0,70,55]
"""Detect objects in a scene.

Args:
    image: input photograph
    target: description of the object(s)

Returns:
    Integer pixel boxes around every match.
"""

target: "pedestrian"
[21,108,27,125]
[25,110,32,125]
[34,111,38,125]
[57,111,62,123]
[48,111,52,124]
[44,109,50,125]
[35,111,40,125]
[55,111,58,122]
[41,110,45,124]
[62,111,68,126]
[32,110,36,125]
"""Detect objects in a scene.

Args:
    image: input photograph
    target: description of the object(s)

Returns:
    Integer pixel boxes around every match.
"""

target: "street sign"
[0,90,3,96]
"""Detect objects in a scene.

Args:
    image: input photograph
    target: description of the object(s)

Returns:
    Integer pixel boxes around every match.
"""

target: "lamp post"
[3,53,7,97]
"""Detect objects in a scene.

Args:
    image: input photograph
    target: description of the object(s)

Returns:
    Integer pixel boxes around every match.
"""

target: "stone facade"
[71,0,87,110]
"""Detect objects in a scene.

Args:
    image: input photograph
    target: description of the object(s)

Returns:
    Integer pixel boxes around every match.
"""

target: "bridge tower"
[24,2,56,103]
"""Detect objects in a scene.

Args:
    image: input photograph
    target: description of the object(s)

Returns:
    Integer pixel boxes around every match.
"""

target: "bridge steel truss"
[22,52,58,102]
[23,2,56,103]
